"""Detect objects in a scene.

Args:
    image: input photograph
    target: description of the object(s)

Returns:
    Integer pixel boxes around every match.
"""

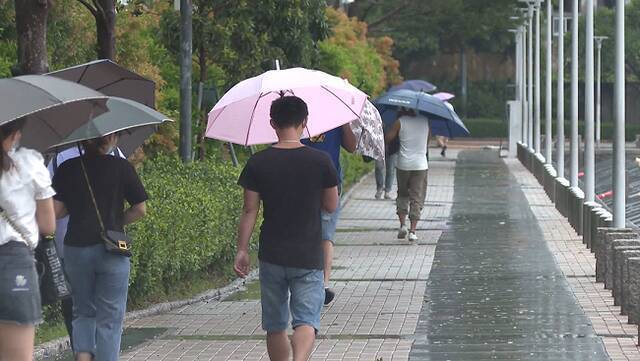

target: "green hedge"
[126,155,244,303]
[341,150,375,191]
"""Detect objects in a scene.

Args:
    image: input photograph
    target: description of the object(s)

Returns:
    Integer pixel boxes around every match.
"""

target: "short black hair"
[270,96,308,129]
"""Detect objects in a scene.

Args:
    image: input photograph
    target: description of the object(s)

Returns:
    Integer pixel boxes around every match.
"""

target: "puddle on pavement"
[42,327,167,361]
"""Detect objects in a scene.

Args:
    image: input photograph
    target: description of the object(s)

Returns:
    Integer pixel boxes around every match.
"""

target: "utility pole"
[595,36,608,146]
[528,3,534,147]
[545,0,553,164]
[613,0,626,228]
[570,0,579,188]
[557,0,565,179]
[584,0,595,202]
[534,1,542,154]
[179,0,193,163]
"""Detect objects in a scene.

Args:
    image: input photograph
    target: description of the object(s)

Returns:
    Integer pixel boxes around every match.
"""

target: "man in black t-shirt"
[234,96,339,361]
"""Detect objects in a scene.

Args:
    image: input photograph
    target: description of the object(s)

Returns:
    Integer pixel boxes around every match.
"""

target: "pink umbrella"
[433,92,455,101]
[205,68,368,146]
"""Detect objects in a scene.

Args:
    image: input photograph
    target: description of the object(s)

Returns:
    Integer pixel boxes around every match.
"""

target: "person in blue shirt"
[302,124,356,304]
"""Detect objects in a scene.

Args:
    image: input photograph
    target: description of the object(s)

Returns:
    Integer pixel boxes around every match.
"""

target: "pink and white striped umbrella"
[205,68,368,146]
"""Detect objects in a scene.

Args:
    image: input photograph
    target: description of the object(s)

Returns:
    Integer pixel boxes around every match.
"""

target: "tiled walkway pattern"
[121,153,457,360]
[507,158,640,360]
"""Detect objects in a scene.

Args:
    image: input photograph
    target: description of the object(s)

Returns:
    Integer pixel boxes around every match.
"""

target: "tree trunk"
[197,47,208,161]
[95,0,116,60]
[459,46,468,117]
[13,0,51,75]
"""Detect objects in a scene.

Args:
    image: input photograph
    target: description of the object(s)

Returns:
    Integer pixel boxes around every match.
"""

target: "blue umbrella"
[389,79,437,93]
[374,89,470,138]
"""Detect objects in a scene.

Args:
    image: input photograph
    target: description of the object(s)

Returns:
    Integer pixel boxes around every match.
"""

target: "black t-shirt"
[52,155,148,247]
[238,146,338,269]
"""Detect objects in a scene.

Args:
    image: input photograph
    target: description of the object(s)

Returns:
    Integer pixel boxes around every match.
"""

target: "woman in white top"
[385,108,430,242]
[0,118,56,361]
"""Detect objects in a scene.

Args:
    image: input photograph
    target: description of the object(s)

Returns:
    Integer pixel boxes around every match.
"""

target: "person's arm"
[53,199,68,219]
[341,123,357,153]
[36,198,56,236]
[322,186,339,213]
[234,189,260,278]
[385,120,401,144]
[123,202,146,225]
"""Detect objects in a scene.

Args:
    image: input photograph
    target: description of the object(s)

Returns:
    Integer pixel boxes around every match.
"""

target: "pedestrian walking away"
[385,108,430,242]
[375,124,399,199]
[234,96,339,361]
[302,122,356,305]
[52,133,148,361]
[0,118,56,361]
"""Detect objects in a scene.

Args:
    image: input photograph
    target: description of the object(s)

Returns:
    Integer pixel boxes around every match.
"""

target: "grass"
[35,322,68,346]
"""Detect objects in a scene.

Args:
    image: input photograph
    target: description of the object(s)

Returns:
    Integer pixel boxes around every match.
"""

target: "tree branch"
[366,1,411,31]
[76,0,97,16]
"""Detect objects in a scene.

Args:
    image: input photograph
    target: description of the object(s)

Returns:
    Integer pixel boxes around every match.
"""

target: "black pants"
[61,296,73,348]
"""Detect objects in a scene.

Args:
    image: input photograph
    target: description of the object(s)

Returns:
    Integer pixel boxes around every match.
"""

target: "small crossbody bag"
[78,150,133,257]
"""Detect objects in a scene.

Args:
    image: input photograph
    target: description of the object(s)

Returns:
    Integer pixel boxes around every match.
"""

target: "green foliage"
[341,150,375,190]
[464,118,508,138]
[125,155,245,301]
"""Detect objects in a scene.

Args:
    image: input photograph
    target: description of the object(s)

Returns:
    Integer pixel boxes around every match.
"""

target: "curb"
[35,270,259,360]
[341,171,373,208]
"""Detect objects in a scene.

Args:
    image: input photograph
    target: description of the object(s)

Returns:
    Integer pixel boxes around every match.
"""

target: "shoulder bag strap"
[76,145,106,234]
[0,206,31,244]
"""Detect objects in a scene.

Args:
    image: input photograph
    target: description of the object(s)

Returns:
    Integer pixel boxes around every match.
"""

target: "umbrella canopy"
[48,97,172,156]
[205,68,368,146]
[350,100,384,161]
[433,92,455,101]
[47,59,156,108]
[374,89,470,138]
[0,75,112,152]
[389,79,437,93]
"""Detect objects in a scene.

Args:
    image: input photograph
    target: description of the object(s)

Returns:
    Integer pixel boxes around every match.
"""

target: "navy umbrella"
[389,79,437,93]
[374,89,470,138]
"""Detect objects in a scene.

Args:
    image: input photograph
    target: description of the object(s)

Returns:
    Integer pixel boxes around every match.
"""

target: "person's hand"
[233,250,250,278]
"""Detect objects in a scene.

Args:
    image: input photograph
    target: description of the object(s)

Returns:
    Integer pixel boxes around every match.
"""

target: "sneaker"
[441,146,447,157]
[384,191,392,200]
[397,226,408,239]
[324,288,335,305]
[375,190,383,199]
[408,232,418,242]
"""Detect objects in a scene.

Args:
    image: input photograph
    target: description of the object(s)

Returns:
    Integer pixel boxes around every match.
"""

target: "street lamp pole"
[584,0,595,202]
[613,0,626,228]
[534,0,542,153]
[528,3,534,148]
[570,0,579,189]
[545,0,553,163]
[557,1,565,178]
[595,36,608,146]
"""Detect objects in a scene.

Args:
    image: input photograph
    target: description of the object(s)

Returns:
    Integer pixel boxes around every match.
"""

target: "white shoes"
[408,232,418,242]
[384,191,392,200]
[375,190,383,199]
[397,226,408,239]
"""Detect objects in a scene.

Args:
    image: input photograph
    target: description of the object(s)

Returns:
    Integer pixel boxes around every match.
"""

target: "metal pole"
[613,0,625,228]
[595,36,607,146]
[534,2,542,153]
[528,4,534,147]
[545,0,553,163]
[179,0,193,163]
[557,0,565,178]
[584,0,595,202]
[522,22,529,144]
[570,0,579,188]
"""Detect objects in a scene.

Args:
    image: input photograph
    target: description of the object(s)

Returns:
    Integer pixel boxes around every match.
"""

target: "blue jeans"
[64,245,130,361]
[375,153,398,192]
[259,261,324,332]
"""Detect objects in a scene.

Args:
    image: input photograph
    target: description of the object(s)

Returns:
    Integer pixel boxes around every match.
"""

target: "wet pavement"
[410,151,609,360]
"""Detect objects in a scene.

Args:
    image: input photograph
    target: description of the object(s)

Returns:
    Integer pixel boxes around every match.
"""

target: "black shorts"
[0,241,42,325]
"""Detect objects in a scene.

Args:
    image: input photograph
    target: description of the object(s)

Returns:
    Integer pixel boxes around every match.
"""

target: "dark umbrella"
[389,79,437,93]
[46,59,155,108]
[48,97,172,155]
[0,75,110,152]
[374,89,470,138]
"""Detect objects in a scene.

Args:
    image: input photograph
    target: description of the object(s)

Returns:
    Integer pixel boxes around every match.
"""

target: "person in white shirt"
[384,108,430,242]
[0,118,56,361]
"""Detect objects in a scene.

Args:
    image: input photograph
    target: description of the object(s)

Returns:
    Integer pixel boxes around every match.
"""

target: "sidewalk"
[119,149,638,360]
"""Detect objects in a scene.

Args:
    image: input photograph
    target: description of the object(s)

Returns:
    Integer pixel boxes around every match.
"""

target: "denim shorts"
[321,206,341,243]
[0,241,42,325]
[259,261,324,332]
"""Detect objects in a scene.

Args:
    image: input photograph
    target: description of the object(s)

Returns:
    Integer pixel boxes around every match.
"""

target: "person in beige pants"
[384,109,430,242]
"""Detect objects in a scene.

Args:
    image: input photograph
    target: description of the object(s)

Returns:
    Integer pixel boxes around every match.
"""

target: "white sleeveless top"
[0,148,55,249]
[397,115,429,171]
